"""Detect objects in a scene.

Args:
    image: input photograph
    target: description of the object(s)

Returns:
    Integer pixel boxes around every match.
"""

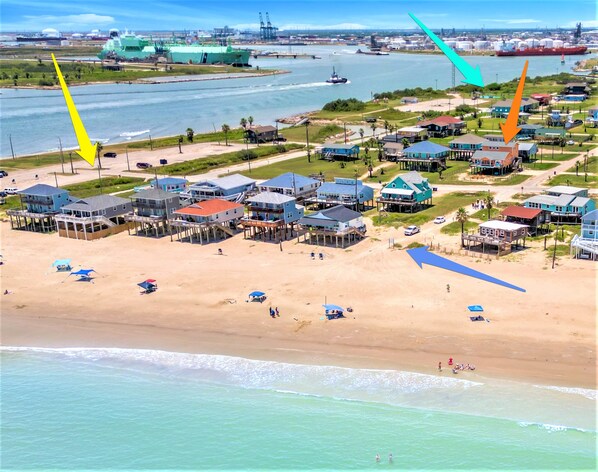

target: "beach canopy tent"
[52,258,72,272]
[323,304,345,320]
[249,291,266,302]
[69,269,95,281]
[138,279,158,293]
[467,305,484,312]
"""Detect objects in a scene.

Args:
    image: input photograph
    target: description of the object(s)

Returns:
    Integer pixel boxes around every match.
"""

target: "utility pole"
[344,122,347,144]
[8,134,16,159]
[305,121,311,163]
[54,171,59,187]
[58,137,65,174]
[68,152,75,174]
[97,165,103,194]
[125,146,131,172]
[552,223,558,269]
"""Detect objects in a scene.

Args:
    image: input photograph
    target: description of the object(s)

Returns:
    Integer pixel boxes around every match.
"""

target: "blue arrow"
[406,246,525,292]
[408,13,484,87]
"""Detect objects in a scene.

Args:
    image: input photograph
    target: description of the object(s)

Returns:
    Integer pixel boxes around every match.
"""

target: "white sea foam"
[517,421,591,434]
[119,129,150,138]
[533,384,597,401]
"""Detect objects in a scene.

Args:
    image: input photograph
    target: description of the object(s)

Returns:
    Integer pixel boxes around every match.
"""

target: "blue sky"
[1,0,596,32]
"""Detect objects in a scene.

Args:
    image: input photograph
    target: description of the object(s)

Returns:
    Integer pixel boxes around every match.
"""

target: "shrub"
[322,98,366,112]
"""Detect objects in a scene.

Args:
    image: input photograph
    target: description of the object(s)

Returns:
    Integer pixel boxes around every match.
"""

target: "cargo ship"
[98,30,251,66]
[496,44,587,57]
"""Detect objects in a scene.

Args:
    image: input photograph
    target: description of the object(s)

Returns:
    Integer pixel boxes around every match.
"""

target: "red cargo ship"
[496,45,587,56]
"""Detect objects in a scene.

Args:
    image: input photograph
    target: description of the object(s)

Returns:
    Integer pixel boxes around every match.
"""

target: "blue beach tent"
[52,259,72,271]
[467,305,484,312]
[323,304,345,320]
[138,279,158,293]
[248,291,266,302]
[69,269,96,281]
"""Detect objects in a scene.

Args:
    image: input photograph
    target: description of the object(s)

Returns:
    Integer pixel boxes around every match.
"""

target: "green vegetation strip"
[63,176,146,198]
[545,174,598,188]
[370,191,487,228]
[155,144,303,176]
[440,220,478,236]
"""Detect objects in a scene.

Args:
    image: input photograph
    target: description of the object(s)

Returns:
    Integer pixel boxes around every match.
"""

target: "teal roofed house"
[318,143,360,161]
[7,184,71,233]
[377,171,432,212]
[523,186,596,223]
[399,141,449,171]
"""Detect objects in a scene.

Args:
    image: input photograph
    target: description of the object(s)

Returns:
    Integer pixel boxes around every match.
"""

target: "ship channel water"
[0,46,594,157]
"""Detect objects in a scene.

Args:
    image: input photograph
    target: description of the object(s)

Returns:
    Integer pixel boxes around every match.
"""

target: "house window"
[122,205,126,209]
[113,207,117,211]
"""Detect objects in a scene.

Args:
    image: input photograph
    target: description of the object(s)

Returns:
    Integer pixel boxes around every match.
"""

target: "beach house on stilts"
[126,188,181,238]
[241,192,304,242]
[7,184,70,233]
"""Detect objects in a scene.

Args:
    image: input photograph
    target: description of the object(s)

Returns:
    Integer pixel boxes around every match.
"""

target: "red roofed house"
[418,115,466,137]
[170,199,244,244]
[530,93,552,106]
[501,205,545,235]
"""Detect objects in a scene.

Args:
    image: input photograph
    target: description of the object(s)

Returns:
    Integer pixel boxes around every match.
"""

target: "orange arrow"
[500,60,529,144]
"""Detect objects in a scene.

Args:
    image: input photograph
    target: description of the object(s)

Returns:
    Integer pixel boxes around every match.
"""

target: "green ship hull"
[98,31,251,66]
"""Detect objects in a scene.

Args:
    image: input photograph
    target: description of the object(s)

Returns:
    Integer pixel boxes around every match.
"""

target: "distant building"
[517,142,538,162]
[377,171,432,212]
[383,142,404,160]
[184,174,256,202]
[245,125,280,144]
[470,140,519,175]
[305,177,375,210]
[55,195,132,241]
[298,205,366,248]
[500,205,545,235]
[418,115,466,137]
[318,143,360,161]
[151,177,188,193]
[586,107,598,127]
[242,192,304,241]
[517,124,543,139]
[491,98,539,117]
[463,220,528,256]
[399,140,449,171]
[400,96,418,104]
[395,126,428,143]
[562,82,590,96]
[535,127,566,142]
[258,172,321,199]
[570,209,598,260]
[449,134,486,160]
[530,93,552,106]
[7,184,71,233]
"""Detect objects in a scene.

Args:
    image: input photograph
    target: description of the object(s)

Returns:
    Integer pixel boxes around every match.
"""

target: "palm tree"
[248,116,254,128]
[178,135,183,153]
[484,192,494,221]
[456,207,469,247]
[575,160,580,176]
[221,124,231,146]
[359,128,364,144]
[186,128,194,142]
[383,120,390,134]
[96,142,103,169]
[240,117,247,129]
[559,136,566,154]
[370,122,377,138]
[401,138,410,150]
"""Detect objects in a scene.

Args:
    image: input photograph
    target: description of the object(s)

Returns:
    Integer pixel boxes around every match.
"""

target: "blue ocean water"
[1,47,594,157]
[1,348,595,470]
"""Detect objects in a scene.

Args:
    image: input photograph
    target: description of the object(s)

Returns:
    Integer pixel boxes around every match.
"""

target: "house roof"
[518,143,538,151]
[570,196,592,208]
[17,183,68,197]
[401,170,427,185]
[321,143,359,150]
[501,206,542,219]
[472,150,511,162]
[404,141,449,155]
[63,195,130,212]
[151,177,188,186]
[133,188,179,201]
[492,98,539,108]
[318,180,370,196]
[250,125,277,133]
[383,142,404,150]
[547,185,586,195]
[384,171,427,195]
[520,124,543,130]
[482,140,516,149]
[299,205,361,225]
[175,199,243,216]
[582,209,598,222]
[480,220,528,231]
[419,115,464,127]
[397,126,427,133]
[450,134,486,145]
[191,173,255,191]
[260,172,319,190]
[248,191,295,204]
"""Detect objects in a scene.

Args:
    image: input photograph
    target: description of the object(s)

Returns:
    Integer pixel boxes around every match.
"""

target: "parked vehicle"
[433,216,446,224]
[404,225,420,236]
[0,191,7,197]
[136,162,152,169]
[0,170,8,178]
[566,140,575,145]
[103,152,117,158]
[3,187,18,195]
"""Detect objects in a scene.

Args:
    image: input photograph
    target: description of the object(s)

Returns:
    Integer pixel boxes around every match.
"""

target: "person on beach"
[275,307,279,317]
[218,248,223,255]
[448,357,453,366]
[438,361,442,372]
[375,454,380,463]
[388,453,393,463]
[446,284,450,293]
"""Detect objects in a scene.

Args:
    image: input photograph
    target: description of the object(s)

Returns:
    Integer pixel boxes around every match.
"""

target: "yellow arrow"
[51,53,97,166]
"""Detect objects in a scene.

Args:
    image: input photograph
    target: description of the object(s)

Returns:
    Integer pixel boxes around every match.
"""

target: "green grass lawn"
[369,191,487,228]
[524,162,559,171]
[280,124,344,144]
[544,173,598,188]
[565,155,597,174]
[63,176,146,198]
[440,220,478,235]
[155,143,303,176]
[470,207,501,221]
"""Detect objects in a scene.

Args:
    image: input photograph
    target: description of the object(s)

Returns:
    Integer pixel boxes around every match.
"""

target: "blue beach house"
[7,184,71,232]
[524,186,596,223]
[151,177,188,193]
[449,134,486,160]
[242,192,305,241]
[310,177,375,210]
[185,174,256,202]
[318,143,360,161]
[399,141,449,171]
[258,172,321,199]
[377,171,432,212]
[571,209,598,260]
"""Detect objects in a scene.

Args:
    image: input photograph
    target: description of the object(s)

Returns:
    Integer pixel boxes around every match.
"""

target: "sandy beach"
[1,217,596,389]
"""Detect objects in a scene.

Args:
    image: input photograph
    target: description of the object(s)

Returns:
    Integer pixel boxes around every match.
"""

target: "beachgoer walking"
[438,361,442,372]
[446,284,450,293]
[448,357,453,366]
[275,307,280,317]
[218,248,223,255]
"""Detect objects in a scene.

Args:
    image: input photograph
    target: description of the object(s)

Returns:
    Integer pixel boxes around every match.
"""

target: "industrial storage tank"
[540,38,554,47]
[457,41,473,50]
[552,39,564,48]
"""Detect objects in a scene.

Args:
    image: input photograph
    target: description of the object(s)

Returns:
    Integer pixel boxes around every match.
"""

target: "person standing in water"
[388,453,393,463]
[438,361,442,372]
[375,454,380,463]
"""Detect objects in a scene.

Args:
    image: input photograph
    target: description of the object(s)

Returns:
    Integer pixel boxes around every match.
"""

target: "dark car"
[136,162,153,169]
[365,117,377,123]
[0,170,8,178]
[103,152,117,158]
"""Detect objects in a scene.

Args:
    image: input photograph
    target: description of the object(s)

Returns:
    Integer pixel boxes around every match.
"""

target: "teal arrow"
[408,13,484,87]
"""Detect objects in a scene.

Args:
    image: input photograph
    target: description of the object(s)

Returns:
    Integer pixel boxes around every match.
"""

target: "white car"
[404,225,420,236]
[433,216,446,224]
[566,140,575,145]
[3,187,18,195]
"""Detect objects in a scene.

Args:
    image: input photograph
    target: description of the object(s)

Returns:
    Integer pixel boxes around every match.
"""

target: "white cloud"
[4,13,115,31]
[481,18,543,25]
[23,13,115,25]
[279,23,368,30]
